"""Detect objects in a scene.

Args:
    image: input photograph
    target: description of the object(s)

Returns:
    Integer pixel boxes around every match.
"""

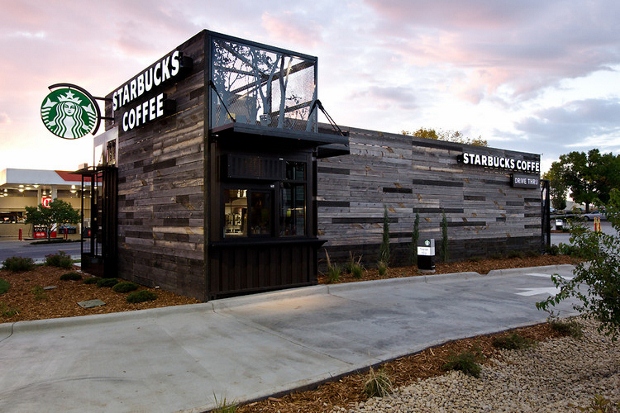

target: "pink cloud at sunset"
[0,0,618,173]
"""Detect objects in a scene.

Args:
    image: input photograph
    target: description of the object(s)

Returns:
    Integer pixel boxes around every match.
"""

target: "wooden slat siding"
[108,32,208,301]
[317,128,542,266]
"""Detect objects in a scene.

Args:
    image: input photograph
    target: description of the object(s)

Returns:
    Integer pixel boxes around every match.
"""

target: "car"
[582,211,606,221]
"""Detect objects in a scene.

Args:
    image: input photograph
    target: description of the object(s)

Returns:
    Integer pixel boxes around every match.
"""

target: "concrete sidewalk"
[0,265,578,413]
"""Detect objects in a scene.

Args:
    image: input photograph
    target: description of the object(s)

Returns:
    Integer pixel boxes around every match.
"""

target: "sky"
[1,0,620,173]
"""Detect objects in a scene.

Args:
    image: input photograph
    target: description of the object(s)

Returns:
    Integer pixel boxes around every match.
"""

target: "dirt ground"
[0,254,579,412]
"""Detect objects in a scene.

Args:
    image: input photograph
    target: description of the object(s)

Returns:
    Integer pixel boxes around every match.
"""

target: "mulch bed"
[1,254,580,412]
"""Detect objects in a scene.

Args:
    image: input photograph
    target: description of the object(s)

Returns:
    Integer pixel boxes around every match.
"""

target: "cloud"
[363,0,620,101]
[1,0,620,173]
[350,85,418,111]
[515,98,620,157]
[261,11,325,49]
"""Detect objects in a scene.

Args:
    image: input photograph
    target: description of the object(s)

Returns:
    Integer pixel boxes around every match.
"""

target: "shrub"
[537,196,620,340]
[442,348,483,378]
[549,317,583,339]
[96,278,119,288]
[45,251,73,269]
[492,333,535,350]
[2,256,35,272]
[0,278,10,294]
[507,250,526,259]
[545,244,560,256]
[557,242,581,257]
[126,290,157,303]
[60,272,82,281]
[83,277,101,285]
[112,281,139,293]
[579,394,620,412]
[363,367,393,398]
[0,302,19,317]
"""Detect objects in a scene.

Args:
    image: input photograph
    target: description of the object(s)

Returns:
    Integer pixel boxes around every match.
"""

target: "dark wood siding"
[317,127,542,266]
[106,32,208,301]
[207,241,319,299]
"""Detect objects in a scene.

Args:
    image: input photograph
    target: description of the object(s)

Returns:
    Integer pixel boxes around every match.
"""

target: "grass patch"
[363,367,393,398]
[44,251,74,269]
[325,251,341,283]
[96,278,119,288]
[0,278,10,294]
[2,256,35,272]
[0,302,19,317]
[492,333,536,350]
[343,253,365,279]
[112,281,139,293]
[31,285,47,301]
[377,260,388,276]
[126,290,157,303]
[60,272,83,281]
[442,348,483,378]
[212,394,238,412]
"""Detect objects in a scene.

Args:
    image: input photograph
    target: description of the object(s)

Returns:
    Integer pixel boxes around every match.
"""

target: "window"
[224,189,247,237]
[249,191,272,236]
[224,189,273,237]
[280,162,306,236]
[221,161,307,239]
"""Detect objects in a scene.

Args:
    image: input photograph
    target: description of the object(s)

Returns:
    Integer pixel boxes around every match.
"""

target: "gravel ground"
[334,318,620,413]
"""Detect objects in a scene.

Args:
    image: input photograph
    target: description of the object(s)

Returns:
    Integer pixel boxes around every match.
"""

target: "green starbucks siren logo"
[41,87,98,139]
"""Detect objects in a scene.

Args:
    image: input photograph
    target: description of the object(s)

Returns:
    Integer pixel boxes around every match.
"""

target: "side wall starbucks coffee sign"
[41,84,102,140]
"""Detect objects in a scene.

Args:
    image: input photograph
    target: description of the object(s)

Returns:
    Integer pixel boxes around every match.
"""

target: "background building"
[0,168,89,238]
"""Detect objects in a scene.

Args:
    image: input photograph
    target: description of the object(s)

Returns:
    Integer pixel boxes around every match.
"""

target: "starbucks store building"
[80,30,545,301]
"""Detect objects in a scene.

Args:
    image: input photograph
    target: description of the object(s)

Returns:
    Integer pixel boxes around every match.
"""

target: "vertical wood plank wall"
[317,127,542,266]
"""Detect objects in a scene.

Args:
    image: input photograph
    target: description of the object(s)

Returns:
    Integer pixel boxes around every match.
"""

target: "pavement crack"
[0,322,17,343]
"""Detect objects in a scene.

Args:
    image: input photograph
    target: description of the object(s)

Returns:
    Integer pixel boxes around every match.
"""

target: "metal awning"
[210,122,349,157]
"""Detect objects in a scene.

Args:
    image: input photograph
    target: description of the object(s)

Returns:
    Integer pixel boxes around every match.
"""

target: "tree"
[440,210,449,262]
[543,162,568,211]
[410,212,420,266]
[537,188,620,340]
[379,205,391,265]
[550,149,620,213]
[403,128,488,147]
[25,199,80,241]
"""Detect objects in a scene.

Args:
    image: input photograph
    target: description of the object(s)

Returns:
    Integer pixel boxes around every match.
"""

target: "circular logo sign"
[41,88,98,140]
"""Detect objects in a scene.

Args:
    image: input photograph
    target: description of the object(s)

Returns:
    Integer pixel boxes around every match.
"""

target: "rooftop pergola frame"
[210,34,318,133]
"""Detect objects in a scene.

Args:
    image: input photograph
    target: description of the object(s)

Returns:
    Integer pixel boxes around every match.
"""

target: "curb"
[0,265,576,337]
[486,264,575,277]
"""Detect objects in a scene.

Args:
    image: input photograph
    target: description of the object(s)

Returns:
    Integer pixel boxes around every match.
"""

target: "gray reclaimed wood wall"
[106,32,207,301]
[317,127,542,266]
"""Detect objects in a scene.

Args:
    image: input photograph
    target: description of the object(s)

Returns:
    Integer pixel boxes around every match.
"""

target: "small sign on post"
[417,239,436,271]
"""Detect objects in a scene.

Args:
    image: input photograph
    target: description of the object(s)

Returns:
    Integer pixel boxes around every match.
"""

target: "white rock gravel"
[333,318,620,413]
